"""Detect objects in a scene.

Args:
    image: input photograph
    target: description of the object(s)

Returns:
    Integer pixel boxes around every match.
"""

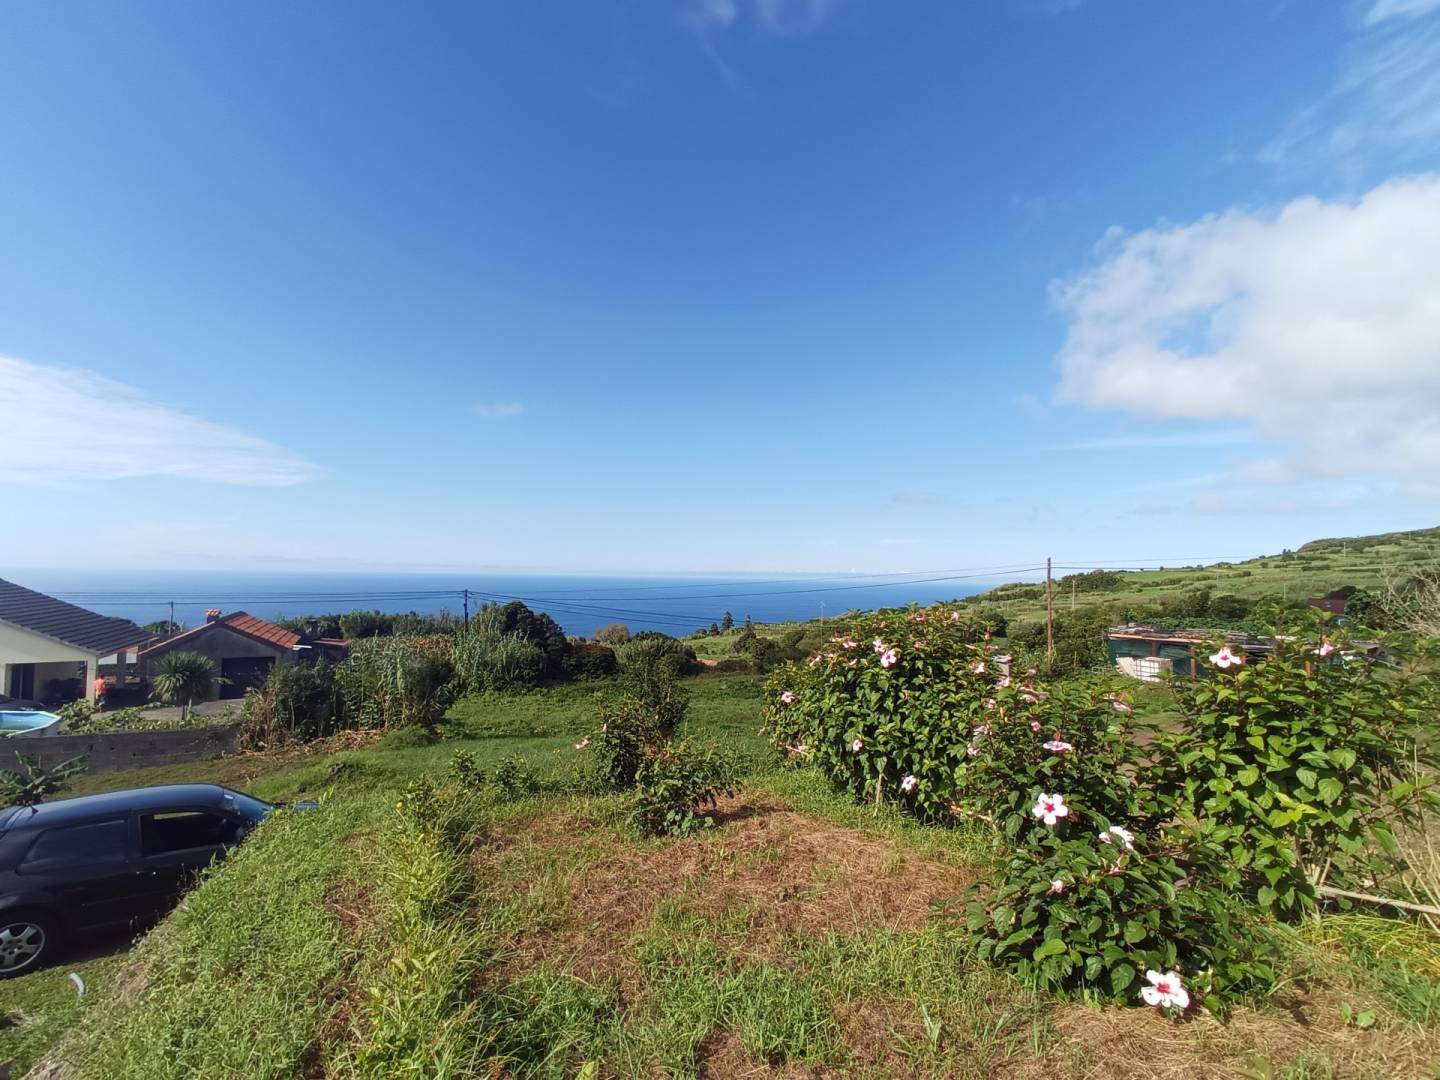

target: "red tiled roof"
[138,610,302,657]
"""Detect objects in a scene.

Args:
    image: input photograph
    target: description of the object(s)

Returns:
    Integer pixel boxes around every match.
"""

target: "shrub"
[451,632,546,693]
[619,634,698,679]
[628,740,740,837]
[335,636,455,731]
[764,608,1027,818]
[593,622,630,646]
[449,748,484,788]
[338,610,394,639]
[488,601,570,676]
[1157,622,1439,918]
[239,662,341,748]
[968,833,1279,1012]
[564,641,619,680]
[493,756,538,798]
[55,699,94,726]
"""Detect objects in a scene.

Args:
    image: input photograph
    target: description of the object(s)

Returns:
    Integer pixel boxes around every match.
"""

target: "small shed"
[139,610,305,699]
[1104,624,1273,681]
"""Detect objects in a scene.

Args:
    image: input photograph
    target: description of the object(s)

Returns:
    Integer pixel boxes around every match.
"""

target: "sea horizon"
[4,569,1004,638]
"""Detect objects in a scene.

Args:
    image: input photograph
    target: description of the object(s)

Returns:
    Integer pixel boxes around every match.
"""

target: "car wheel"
[0,910,57,978]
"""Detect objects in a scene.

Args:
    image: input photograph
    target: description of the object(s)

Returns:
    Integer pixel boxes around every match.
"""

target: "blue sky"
[3,0,1438,575]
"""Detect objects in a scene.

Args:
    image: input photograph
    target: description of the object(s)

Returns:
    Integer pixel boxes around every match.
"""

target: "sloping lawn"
[17,674,1440,1078]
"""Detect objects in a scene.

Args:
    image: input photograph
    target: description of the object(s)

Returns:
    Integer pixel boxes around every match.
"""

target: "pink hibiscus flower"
[1140,970,1190,1010]
[1031,792,1069,826]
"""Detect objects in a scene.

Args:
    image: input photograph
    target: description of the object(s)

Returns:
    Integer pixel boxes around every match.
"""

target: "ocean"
[10,570,997,638]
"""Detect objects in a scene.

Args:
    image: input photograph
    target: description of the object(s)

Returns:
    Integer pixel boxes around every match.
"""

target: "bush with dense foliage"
[239,662,341,747]
[1156,622,1439,918]
[563,641,619,680]
[628,740,740,837]
[619,633,698,677]
[451,632,546,693]
[763,606,1436,1013]
[334,635,455,731]
[593,622,630,646]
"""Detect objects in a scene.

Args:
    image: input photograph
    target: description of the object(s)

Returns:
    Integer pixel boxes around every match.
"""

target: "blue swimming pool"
[0,710,61,735]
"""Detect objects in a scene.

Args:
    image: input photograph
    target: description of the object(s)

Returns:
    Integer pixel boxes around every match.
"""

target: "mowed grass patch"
[1,952,127,1078]
[52,800,379,1080]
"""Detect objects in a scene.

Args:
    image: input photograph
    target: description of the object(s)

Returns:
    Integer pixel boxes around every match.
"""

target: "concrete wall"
[0,724,240,777]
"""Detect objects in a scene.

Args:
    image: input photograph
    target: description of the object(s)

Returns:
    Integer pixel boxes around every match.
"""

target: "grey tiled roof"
[0,578,146,654]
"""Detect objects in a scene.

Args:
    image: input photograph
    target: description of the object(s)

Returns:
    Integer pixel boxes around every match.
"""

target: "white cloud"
[1263,5,1440,171]
[1052,176,1440,506]
[471,402,525,419]
[1365,0,1440,24]
[0,355,319,487]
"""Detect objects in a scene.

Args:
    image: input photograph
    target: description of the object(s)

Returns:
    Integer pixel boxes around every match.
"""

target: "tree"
[720,612,734,631]
[150,651,217,722]
[142,620,184,636]
[338,610,393,639]
[709,622,719,635]
[594,622,631,646]
[743,614,754,631]
[1,753,88,807]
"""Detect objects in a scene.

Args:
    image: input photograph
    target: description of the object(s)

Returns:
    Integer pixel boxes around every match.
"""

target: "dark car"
[0,784,282,977]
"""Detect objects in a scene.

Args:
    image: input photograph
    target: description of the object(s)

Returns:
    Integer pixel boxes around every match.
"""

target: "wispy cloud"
[471,402,525,419]
[0,354,319,488]
[1262,3,1440,172]
[1365,0,1440,25]
[679,0,847,89]
[1057,430,1254,451]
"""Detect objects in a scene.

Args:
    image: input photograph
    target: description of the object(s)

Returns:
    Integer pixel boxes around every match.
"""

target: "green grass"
[2,953,126,1077]
[24,665,1440,1077]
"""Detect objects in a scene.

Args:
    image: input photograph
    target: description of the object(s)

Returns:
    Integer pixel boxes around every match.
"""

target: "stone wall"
[1,724,240,777]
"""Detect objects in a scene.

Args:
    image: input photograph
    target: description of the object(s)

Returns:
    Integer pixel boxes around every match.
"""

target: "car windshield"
[220,790,272,824]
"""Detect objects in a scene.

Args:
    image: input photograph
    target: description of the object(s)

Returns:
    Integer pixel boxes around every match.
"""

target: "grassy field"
[7,671,1440,1078]
[958,525,1440,633]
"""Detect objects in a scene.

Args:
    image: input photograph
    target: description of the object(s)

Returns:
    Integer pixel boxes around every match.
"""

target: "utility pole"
[169,600,175,629]
[819,600,825,626]
[1045,557,1056,665]
[1071,577,1076,613]
[463,588,470,627]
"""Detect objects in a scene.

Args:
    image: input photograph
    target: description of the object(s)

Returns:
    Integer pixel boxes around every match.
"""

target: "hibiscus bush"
[1156,621,1440,919]
[967,816,1281,1013]
[763,606,1013,817]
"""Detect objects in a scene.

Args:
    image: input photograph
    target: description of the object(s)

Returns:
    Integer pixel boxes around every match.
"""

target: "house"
[1104,624,1273,681]
[138,609,307,700]
[1305,595,1349,615]
[0,578,147,705]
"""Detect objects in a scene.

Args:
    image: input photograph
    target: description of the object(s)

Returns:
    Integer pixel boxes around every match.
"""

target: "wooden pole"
[1045,557,1055,665]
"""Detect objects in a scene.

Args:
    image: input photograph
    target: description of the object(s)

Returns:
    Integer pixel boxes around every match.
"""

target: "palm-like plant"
[150,651,217,722]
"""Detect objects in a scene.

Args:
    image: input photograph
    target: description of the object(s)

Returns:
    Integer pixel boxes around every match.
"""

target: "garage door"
[220,656,274,698]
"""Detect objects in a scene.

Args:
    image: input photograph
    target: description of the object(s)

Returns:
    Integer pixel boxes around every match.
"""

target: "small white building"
[0,578,146,705]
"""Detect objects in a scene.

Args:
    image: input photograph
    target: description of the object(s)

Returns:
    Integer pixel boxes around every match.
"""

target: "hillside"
[954,524,1440,634]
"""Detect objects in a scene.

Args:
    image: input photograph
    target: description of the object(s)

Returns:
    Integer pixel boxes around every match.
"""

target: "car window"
[140,811,241,857]
[19,818,130,873]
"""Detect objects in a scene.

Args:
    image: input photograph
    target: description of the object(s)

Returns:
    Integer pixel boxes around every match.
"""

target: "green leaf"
[1033,938,1067,960]
[1317,777,1344,803]
[1109,962,1136,996]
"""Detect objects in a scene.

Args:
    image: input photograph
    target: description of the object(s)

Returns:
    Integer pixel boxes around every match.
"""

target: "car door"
[13,816,145,931]
[132,809,244,911]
